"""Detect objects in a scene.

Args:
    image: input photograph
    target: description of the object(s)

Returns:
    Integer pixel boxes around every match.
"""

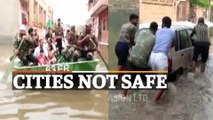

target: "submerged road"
[0,45,108,120]
[109,47,213,120]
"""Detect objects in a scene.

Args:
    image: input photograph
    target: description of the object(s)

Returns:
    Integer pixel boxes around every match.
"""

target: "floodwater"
[1,44,213,120]
[0,45,108,120]
[109,50,213,119]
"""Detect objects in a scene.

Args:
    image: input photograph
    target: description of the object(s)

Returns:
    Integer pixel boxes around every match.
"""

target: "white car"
[137,22,195,79]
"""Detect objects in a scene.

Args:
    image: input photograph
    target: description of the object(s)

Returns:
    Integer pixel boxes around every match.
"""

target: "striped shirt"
[193,24,209,43]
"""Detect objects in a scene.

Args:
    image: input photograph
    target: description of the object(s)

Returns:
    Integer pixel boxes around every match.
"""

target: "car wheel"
[167,71,177,82]
[179,67,184,75]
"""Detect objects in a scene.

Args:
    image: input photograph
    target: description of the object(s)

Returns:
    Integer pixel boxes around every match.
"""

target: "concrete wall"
[0,0,19,45]
[139,0,190,23]
[139,0,176,23]
[108,0,139,70]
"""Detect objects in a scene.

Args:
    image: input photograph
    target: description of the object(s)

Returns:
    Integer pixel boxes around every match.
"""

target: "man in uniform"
[45,27,52,41]
[13,26,37,66]
[73,24,98,62]
[62,26,78,62]
[123,22,158,96]
[66,26,78,45]
[55,20,64,55]
[33,28,39,47]
[28,28,37,49]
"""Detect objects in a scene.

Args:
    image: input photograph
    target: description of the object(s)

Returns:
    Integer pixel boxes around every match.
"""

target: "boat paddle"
[89,38,109,70]
[2,38,24,82]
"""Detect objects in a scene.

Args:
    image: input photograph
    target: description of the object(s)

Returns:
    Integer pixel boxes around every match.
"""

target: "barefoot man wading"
[149,16,175,102]
[190,17,211,74]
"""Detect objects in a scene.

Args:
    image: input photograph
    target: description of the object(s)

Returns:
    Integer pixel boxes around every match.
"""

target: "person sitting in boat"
[28,28,37,52]
[71,26,78,39]
[68,26,78,45]
[37,49,48,66]
[62,26,78,62]
[14,25,26,46]
[34,39,49,63]
[73,24,99,62]
[66,29,70,42]
[33,28,40,47]
[45,27,52,42]
[47,38,57,53]
[13,25,37,66]
[47,38,57,64]
[62,44,75,62]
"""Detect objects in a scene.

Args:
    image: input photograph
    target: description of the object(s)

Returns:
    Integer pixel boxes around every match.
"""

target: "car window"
[174,32,179,51]
[187,29,195,45]
[179,30,191,50]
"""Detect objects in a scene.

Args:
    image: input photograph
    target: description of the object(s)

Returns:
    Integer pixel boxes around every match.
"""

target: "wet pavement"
[109,51,213,119]
[0,45,108,120]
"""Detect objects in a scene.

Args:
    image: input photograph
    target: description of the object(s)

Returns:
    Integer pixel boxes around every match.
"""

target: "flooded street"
[109,50,213,119]
[0,45,108,120]
[1,45,213,120]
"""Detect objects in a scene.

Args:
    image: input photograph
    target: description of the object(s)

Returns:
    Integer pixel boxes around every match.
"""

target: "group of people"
[14,25,57,66]
[115,14,210,102]
[13,18,98,66]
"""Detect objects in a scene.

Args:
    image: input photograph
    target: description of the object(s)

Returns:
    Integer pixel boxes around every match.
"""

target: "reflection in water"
[109,53,213,120]
[0,45,108,120]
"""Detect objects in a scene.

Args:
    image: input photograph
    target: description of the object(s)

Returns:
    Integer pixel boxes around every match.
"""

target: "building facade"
[139,0,209,24]
[19,0,53,37]
[0,0,19,45]
[88,0,108,61]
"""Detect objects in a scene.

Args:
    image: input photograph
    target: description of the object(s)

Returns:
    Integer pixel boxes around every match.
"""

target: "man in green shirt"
[73,24,98,62]
[62,26,78,61]
[123,22,158,96]
[127,22,158,70]
[14,27,37,66]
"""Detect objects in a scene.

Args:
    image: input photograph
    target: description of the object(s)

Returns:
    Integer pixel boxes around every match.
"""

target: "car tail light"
[168,58,172,73]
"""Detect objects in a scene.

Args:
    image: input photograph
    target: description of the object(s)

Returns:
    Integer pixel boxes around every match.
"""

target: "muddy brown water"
[109,47,213,119]
[1,42,213,120]
[0,45,108,120]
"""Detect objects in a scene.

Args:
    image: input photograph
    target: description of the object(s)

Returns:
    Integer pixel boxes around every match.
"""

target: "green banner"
[46,21,51,27]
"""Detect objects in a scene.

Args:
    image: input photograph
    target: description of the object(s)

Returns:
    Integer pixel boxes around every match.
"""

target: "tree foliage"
[190,0,211,8]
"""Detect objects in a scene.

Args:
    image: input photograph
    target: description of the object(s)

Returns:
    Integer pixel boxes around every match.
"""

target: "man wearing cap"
[13,25,37,66]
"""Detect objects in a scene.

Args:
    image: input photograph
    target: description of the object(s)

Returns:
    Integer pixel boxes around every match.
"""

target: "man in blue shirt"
[149,16,175,102]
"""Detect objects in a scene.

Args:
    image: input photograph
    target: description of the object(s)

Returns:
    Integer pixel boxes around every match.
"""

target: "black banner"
[12,72,168,90]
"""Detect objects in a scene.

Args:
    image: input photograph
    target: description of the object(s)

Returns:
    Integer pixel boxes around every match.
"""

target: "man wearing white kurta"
[149,16,175,102]
[34,39,49,58]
